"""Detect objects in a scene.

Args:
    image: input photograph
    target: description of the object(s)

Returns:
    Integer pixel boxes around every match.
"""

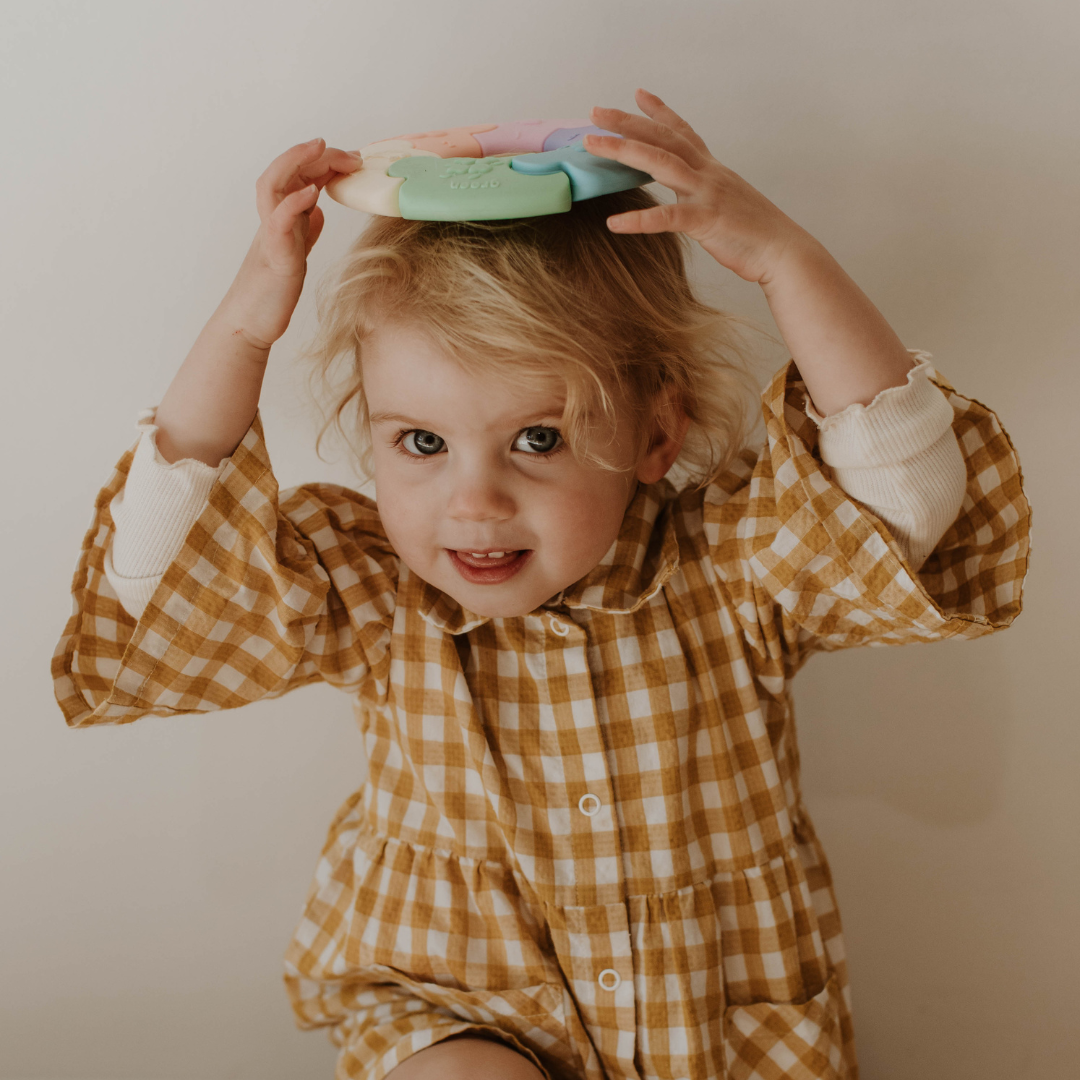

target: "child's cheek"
[372,461,438,565]
[538,472,635,577]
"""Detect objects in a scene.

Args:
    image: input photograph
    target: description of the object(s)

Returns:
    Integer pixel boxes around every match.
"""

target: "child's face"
[363,321,665,618]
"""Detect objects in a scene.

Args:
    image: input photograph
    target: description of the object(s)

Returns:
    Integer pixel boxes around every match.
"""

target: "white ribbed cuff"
[109,407,227,579]
[806,350,954,468]
[102,545,166,621]
[803,350,967,568]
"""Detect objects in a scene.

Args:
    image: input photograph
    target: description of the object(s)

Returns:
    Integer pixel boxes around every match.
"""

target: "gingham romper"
[53,361,1029,1080]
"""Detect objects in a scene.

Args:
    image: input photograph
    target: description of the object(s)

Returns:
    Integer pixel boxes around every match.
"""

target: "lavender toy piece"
[541,124,613,151]
[325,117,653,221]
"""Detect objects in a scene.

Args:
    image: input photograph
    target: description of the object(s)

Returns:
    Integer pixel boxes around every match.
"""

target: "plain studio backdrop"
[1,2,1076,1078]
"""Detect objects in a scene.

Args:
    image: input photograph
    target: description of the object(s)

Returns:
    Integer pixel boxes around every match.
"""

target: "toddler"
[53,91,1029,1080]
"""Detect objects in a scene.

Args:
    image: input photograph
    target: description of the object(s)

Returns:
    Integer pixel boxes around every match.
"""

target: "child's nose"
[446,470,516,522]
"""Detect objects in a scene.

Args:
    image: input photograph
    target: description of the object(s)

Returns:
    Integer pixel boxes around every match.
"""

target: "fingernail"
[304,137,323,146]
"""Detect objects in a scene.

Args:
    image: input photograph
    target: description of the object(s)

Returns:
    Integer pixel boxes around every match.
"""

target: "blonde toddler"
[53,90,1029,1080]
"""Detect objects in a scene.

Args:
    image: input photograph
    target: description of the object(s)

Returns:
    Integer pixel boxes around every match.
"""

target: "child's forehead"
[363,320,571,419]
[368,399,567,433]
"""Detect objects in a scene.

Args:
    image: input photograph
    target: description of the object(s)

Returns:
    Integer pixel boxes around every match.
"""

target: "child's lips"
[454,550,523,568]
[448,549,532,584]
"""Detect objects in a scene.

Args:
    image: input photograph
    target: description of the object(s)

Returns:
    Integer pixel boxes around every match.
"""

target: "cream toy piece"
[325,119,653,221]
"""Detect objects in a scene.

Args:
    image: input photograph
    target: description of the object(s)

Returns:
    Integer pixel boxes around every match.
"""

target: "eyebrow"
[367,407,566,428]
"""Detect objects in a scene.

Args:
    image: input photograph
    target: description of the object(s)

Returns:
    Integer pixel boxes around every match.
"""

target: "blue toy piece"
[510,143,653,202]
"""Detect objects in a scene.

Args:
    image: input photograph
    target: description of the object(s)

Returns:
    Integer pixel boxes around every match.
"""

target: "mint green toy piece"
[510,143,653,201]
[387,155,571,221]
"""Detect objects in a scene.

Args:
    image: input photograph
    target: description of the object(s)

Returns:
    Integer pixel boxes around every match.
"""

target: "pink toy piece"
[542,125,616,152]
[474,118,589,156]
[394,124,498,158]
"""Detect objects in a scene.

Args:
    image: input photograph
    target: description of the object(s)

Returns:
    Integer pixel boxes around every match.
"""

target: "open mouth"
[448,549,532,584]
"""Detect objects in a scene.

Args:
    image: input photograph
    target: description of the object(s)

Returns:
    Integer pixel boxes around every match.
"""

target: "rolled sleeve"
[805,351,968,570]
[52,411,398,727]
[703,356,1030,664]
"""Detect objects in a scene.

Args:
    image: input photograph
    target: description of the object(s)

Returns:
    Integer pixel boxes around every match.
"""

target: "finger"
[294,150,365,203]
[294,147,364,184]
[582,134,701,196]
[590,105,708,169]
[287,148,364,209]
[256,138,328,219]
[606,201,716,237]
[633,88,712,158]
[321,148,364,171]
[264,182,319,252]
[296,148,365,190]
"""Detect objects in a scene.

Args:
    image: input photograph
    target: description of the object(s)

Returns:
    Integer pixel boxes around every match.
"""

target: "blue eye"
[513,427,562,454]
[402,430,445,456]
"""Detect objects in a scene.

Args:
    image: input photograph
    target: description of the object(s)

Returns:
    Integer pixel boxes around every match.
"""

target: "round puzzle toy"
[325,119,653,221]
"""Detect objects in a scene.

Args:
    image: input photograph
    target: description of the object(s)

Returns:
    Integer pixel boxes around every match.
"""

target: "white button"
[597,968,621,991]
[548,615,570,636]
[578,793,602,817]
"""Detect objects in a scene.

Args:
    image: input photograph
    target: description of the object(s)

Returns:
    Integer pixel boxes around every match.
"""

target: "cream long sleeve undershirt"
[103,351,968,622]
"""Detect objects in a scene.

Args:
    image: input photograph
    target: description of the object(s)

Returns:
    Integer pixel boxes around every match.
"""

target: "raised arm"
[586,90,913,416]
[154,138,362,465]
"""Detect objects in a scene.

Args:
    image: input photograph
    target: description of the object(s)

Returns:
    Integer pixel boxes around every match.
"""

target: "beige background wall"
[2,1,1076,1077]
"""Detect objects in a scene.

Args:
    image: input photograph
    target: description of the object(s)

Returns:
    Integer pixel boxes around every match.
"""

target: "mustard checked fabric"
[52,362,1029,1080]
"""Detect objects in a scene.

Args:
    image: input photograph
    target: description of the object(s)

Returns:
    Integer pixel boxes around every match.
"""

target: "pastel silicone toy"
[325,117,653,221]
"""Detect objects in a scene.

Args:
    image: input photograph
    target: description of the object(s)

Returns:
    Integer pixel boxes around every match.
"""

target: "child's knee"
[384,1035,547,1080]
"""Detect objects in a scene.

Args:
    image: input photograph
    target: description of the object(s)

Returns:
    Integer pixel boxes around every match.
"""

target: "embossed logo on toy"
[438,156,511,190]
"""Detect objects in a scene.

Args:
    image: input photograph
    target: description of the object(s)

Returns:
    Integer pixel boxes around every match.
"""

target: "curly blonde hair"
[299,187,762,489]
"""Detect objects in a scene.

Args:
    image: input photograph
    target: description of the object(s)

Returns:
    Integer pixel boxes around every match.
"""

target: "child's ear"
[635,386,691,484]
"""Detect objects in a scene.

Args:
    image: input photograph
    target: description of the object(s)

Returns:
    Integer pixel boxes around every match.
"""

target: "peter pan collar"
[411,480,681,635]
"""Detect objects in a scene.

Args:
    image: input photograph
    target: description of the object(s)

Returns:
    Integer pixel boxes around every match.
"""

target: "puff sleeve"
[51,411,397,727]
[703,356,1030,667]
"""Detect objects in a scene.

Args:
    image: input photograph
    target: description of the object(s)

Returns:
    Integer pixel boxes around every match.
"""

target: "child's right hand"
[222,138,362,350]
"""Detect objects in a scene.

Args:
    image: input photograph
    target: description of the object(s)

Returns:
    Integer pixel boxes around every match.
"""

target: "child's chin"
[452,589,538,620]
[443,578,553,620]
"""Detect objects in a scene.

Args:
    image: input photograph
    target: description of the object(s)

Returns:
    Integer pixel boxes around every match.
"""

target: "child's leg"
[384,1035,547,1080]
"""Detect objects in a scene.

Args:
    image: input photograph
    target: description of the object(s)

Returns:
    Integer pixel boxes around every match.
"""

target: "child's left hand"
[586,90,814,287]
[588,89,917,417]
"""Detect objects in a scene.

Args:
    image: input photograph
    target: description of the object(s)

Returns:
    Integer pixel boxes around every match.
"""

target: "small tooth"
[490,551,506,558]
[470,552,487,558]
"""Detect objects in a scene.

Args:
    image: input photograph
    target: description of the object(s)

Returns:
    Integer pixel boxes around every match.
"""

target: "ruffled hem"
[803,348,934,428]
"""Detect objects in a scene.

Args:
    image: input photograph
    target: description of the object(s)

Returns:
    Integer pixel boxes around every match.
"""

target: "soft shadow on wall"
[797,636,1013,827]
